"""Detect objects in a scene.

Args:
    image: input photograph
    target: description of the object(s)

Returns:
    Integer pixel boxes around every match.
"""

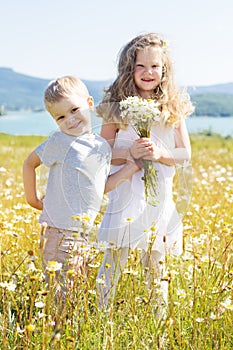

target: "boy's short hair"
[44,76,89,111]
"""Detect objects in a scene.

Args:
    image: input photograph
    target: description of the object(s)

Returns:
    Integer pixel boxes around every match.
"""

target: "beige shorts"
[40,225,89,286]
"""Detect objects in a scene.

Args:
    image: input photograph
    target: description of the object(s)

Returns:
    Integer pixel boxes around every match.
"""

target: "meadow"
[0,132,232,350]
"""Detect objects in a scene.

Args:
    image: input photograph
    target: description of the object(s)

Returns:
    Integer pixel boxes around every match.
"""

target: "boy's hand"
[33,198,44,210]
[37,195,45,210]
[126,158,143,171]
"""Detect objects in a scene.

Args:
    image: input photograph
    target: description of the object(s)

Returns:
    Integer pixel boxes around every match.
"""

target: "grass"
[0,132,233,349]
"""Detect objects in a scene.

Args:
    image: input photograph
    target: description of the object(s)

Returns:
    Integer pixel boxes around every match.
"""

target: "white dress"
[98,122,183,256]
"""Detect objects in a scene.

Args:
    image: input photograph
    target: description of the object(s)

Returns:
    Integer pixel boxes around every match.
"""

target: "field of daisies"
[0,132,232,350]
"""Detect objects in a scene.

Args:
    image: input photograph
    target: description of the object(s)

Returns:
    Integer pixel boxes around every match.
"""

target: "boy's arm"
[23,150,43,210]
[104,160,140,194]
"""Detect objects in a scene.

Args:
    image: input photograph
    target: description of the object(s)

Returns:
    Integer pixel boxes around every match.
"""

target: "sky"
[0,0,232,87]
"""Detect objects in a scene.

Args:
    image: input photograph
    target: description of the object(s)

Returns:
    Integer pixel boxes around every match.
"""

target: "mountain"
[0,67,111,111]
[188,83,233,116]
[188,83,233,95]
[0,67,233,116]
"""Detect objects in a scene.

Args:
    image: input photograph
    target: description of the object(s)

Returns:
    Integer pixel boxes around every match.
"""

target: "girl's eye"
[136,64,144,67]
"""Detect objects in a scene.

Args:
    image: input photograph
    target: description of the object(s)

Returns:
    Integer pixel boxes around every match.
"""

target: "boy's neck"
[62,129,92,137]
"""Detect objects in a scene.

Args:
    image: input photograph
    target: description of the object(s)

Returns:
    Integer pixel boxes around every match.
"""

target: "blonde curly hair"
[97,33,194,129]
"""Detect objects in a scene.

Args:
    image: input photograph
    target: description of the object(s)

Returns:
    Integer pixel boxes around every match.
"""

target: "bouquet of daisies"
[119,96,161,205]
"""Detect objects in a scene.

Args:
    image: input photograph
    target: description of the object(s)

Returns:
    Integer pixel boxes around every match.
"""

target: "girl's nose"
[145,67,153,74]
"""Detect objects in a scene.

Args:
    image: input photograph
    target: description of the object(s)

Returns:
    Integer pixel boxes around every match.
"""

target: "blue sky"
[1,0,232,87]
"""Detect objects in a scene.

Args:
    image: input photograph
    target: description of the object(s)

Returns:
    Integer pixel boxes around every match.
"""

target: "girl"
[96,33,194,310]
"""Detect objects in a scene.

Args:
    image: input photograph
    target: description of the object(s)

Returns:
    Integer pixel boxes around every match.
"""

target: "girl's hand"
[129,138,153,159]
[140,140,162,162]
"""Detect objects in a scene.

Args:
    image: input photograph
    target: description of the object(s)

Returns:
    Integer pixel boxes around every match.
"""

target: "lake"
[0,111,233,137]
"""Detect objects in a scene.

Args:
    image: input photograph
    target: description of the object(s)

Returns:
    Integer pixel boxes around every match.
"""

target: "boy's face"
[49,93,93,136]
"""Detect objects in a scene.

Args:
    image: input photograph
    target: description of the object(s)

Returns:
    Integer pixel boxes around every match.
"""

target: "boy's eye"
[72,107,80,113]
[56,116,64,121]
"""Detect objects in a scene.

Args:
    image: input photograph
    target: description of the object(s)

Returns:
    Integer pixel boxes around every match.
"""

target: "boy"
[23,76,139,300]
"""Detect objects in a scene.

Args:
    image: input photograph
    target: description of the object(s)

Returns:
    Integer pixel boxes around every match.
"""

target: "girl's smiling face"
[49,93,93,136]
[134,46,163,99]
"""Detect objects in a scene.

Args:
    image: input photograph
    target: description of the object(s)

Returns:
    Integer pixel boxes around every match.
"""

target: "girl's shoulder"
[100,122,120,145]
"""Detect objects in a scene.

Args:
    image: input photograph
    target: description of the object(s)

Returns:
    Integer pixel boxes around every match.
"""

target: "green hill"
[0,67,233,116]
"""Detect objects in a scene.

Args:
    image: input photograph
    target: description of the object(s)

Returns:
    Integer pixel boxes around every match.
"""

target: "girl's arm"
[135,119,191,166]
[101,123,132,165]
[104,160,141,193]
[23,150,43,210]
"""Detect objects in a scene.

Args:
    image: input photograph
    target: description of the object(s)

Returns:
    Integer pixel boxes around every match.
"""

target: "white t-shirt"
[36,131,111,230]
